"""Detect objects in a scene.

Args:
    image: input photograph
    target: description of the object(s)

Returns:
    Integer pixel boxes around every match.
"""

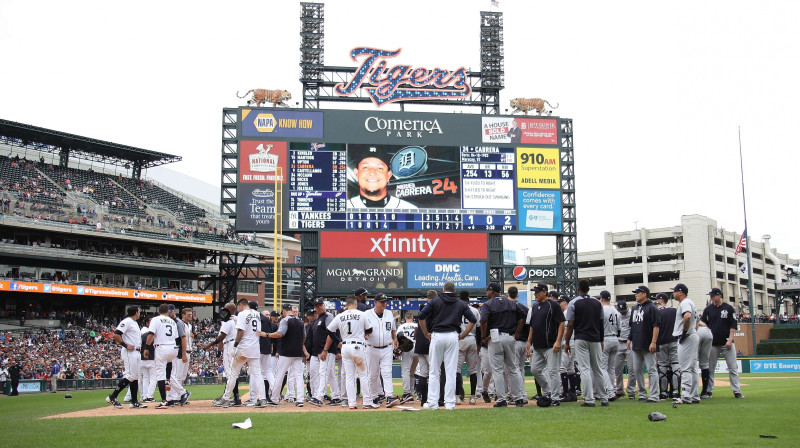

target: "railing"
[2,376,247,394]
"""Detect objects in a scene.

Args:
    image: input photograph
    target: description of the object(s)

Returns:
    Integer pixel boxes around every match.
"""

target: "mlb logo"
[512,266,527,281]
[77,286,84,295]
[43,284,51,293]
[10,282,18,291]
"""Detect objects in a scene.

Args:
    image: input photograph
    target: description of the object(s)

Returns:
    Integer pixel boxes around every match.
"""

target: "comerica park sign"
[334,47,471,106]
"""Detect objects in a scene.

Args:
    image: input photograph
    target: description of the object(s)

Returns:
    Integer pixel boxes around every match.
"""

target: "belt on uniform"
[344,341,364,345]
[498,331,513,336]
[156,344,177,348]
[369,345,389,349]
[225,339,235,343]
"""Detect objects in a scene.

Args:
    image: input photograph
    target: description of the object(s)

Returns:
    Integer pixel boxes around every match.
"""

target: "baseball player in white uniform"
[599,291,621,400]
[124,314,154,403]
[397,311,418,403]
[146,303,180,409]
[364,293,400,408]
[204,303,241,405]
[107,306,145,409]
[213,299,265,407]
[326,296,371,409]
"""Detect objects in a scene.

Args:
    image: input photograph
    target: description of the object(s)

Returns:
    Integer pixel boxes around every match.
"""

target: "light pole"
[520,248,528,265]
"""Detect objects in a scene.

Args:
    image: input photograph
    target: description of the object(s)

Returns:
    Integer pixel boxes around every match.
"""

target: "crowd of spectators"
[0,312,227,384]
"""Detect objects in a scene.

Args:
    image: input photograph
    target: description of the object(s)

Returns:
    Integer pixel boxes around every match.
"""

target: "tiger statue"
[236,89,292,107]
[509,98,559,116]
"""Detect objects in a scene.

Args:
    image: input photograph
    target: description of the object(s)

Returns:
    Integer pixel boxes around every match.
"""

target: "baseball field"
[2,373,797,447]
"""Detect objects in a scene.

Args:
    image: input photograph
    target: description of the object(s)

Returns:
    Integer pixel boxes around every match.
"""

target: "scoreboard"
[235,108,564,235]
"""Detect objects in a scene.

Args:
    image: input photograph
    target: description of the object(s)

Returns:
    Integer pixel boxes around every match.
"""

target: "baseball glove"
[397,334,414,352]
[536,395,553,407]
[648,412,667,422]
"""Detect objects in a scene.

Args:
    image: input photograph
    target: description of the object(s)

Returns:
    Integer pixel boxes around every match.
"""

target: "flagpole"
[739,126,757,356]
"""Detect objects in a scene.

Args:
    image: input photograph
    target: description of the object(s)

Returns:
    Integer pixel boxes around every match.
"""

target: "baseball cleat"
[691,399,701,404]
[130,402,147,409]
[212,397,232,408]
[628,395,636,400]
[386,396,400,408]
[600,401,609,407]
[638,397,647,402]
[700,393,712,399]
[106,396,123,408]
[179,391,191,406]
[550,400,560,407]
[326,398,343,406]
[308,398,323,407]
[142,397,156,403]
[254,399,267,408]
[265,400,279,407]
[515,399,525,407]
[493,400,508,408]
[482,392,491,403]
[400,394,414,404]
[468,396,477,405]
[422,403,438,410]
[349,406,358,410]
[232,399,242,407]
[734,393,745,399]
[456,397,463,405]
[362,403,380,409]
[580,402,596,407]
[155,402,172,409]
[295,402,304,407]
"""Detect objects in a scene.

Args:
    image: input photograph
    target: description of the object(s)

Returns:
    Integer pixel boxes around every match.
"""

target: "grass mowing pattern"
[1,376,797,447]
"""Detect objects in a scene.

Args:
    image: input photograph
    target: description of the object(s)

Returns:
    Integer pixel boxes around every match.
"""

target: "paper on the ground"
[397,406,420,411]
[232,418,252,429]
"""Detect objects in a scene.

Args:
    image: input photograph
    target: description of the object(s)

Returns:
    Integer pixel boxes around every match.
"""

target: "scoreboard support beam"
[300,232,319,311]
[557,118,577,297]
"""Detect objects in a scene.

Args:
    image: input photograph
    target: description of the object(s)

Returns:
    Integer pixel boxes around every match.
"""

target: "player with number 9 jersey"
[236,308,261,359]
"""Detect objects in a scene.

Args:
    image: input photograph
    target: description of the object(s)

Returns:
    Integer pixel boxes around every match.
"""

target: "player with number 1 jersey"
[326,296,369,409]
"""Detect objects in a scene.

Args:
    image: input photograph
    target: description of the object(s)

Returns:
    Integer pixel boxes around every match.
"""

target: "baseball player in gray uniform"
[480,282,525,407]
[697,317,714,399]
[599,291,620,401]
[397,311,418,403]
[701,287,744,399]
[564,280,608,407]
[508,286,530,405]
[525,283,565,406]
[107,306,145,409]
[614,299,637,399]
[655,293,679,399]
[671,283,700,404]
[558,296,577,402]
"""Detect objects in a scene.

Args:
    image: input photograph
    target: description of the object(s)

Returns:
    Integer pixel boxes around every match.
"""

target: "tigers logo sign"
[334,47,471,106]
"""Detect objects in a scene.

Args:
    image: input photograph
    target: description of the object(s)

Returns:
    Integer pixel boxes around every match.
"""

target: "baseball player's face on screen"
[355,158,392,198]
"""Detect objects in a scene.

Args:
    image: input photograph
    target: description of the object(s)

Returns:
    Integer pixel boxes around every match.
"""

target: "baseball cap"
[532,283,548,293]
[269,310,280,317]
[311,297,325,306]
[354,287,369,296]
[671,283,688,294]
[486,282,502,293]
[168,304,176,312]
[632,285,650,295]
[281,304,293,312]
[248,301,258,310]
[707,287,723,296]
[374,293,388,302]
[655,293,669,302]
[548,291,560,299]
[558,295,570,303]
[351,146,391,168]
[599,290,611,300]
[616,300,627,310]
[306,309,315,316]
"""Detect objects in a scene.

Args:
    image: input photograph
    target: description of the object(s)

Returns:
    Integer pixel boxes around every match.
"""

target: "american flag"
[735,228,747,254]
[491,0,500,7]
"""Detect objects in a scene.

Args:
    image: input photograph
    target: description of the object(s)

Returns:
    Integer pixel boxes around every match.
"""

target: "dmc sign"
[334,47,471,106]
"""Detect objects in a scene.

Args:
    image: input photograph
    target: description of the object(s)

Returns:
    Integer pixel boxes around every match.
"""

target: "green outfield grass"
[1,375,798,448]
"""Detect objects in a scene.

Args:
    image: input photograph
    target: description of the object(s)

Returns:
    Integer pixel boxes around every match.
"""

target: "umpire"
[480,282,526,407]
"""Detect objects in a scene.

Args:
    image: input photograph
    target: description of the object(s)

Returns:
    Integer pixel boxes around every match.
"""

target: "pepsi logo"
[513,266,527,281]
